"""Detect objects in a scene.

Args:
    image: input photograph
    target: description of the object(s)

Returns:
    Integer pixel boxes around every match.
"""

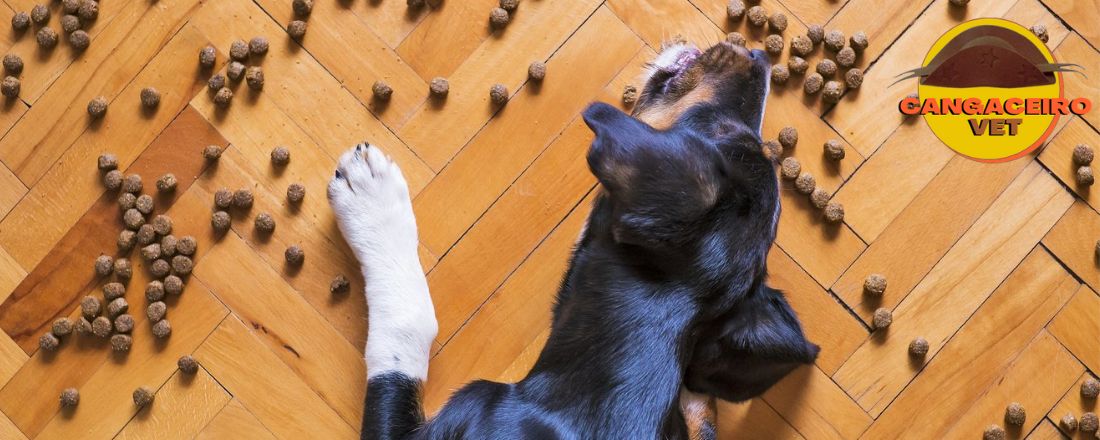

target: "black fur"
[364,372,425,440]
[363,44,817,440]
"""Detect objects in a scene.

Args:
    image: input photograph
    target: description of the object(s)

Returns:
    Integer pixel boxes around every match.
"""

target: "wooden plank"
[774,187,867,288]
[411,7,641,255]
[1042,202,1100,293]
[350,0,429,49]
[1046,371,1098,437]
[0,105,222,352]
[716,399,804,440]
[0,410,23,440]
[1037,117,1100,213]
[395,0,498,79]
[187,0,434,196]
[1026,419,1065,440]
[827,0,933,67]
[0,162,25,221]
[832,153,1032,322]
[847,246,1079,430]
[762,365,873,440]
[195,399,277,440]
[192,232,366,428]
[424,192,595,412]
[0,331,25,390]
[396,0,607,170]
[831,122,954,242]
[0,26,211,273]
[0,245,25,305]
[607,0,727,49]
[766,246,865,375]
[193,316,358,439]
[1047,285,1100,373]
[115,368,232,440]
[1042,0,1100,53]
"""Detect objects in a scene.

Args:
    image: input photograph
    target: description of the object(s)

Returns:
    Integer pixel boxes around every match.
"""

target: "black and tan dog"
[328,41,818,440]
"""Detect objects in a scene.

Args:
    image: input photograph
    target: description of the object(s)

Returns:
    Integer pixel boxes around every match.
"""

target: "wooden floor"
[0,0,1095,437]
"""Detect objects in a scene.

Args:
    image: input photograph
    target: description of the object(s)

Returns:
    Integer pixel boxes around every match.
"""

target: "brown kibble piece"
[103,282,125,301]
[114,258,132,280]
[727,0,745,20]
[233,189,254,208]
[77,0,97,21]
[287,183,306,203]
[1,76,19,98]
[794,173,815,195]
[52,318,73,337]
[804,73,823,94]
[114,314,134,333]
[836,47,856,68]
[790,35,812,57]
[761,140,782,161]
[203,145,223,161]
[214,87,233,107]
[225,61,245,82]
[499,0,518,11]
[152,215,172,235]
[75,318,90,335]
[140,243,161,261]
[249,36,268,56]
[270,146,290,165]
[528,62,546,81]
[81,296,101,319]
[287,20,307,41]
[764,34,784,55]
[123,208,144,230]
[60,388,79,407]
[87,96,108,118]
[31,4,49,24]
[810,188,830,209]
[770,64,789,85]
[64,0,82,14]
[118,230,137,252]
[850,31,869,52]
[178,355,199,374]
[1061,413,1078,432]
[141,87,160,109]
[254,212,276,233]
[95,255,114,276]
[39,333,59,351]
[949,0,969,6]
[824,202,844,223]
[780,157,800,180]
[208,74,226,92]
[135,194,153,215]
[372,81,392,101]
[490,83,508,105]
[133,387,154,406]
[330,274,351,294]
[293,0,312,16]
[845,68,864,89]
[1030,24,1049,43]
[788,56,808,75]
[1074,144,1094,165]
[229,39,248,61]
[489,7,509,28]
[824,139,845,161]
[12,12,30,32]
[214,188,233,209]
[777,127,798,149]
[429,77,449,98]
[61,14,80,33]
[160,235,176,257]
[285,245,304,265]
[864,273,887,296]
[111,334,132,351]
[152,319,172,338]
[908,337,928,357]
[726,32,746,47]
[1082,378,1099,398]
[171,255,193,276]
[147,301,166,322]
[245,66,264,91]
[155,174,176,193]
[1004,403,1026,426]
[824,30,845,52]
[982,425,1005,440]
[150,259,170,278]
[746,6,766,26]
[807,24,824,45]
[199,46,216,68]
[136,224,157,246]
[146,280,165,302]
[3,54,23,74]
[822,81,844,104]
[118,192,136,211]
[872,307,892,329]
[768,13,787,33]
[622,85,637,106]
[1082,413,1098,432]
[212,211,231,233]
[107,297,128,318]
[164,274,183,295]
[816,59,837,78]
[69,30,89,51]
[177,236,197,256]
[1078,166,1094,186]
[91,316,111,338]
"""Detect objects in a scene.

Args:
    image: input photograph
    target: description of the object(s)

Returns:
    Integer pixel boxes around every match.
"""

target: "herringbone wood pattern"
[0,0,1095,438]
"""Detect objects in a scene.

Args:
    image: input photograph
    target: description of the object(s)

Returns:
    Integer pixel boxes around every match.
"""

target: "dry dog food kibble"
[249,36,268,56]
[31,4,49,24]
[114,258,132,280]
[78,0,97,20]
[1082,378,1100,398]
[155,174,176,192]
[864,273,887,296]
[726,0,745,20]
[770,65,789,84]
[140,243,161,261]
[75,317,91,335]
[778,127,798,149]
[245,66,264,91]
[429,77,449,98]
[229,39,249,61]
[762,140,782,161]
[1030,24,1049,43]
[161,235,177,257]
[490,83,509,105]
[60,388,79,407]
[271,146,290,165]
[152,215,172,235]
[199,45,216,68]
[788,56,808,75]
[214,87,233,107]
[164,275,183,295]
[147,301,166,322]
[1078,166,1094,186]
[1,76,18,98]
[1074,144,1094,165]
[171,255,193,276]
[69,30,90,51]
[330,274,350,294]
[92,316,112,338]
[293,0,312,16]
[286,183,307,205]
[87,96,108,118]
[103,282,125,301]
[850,31,869,52]
[790,35,812,57]
[836,47,856,68]
[107,298,129,318]
[824,30,845,52]
[372,81,393,101]
[764,34,784,55]
[95,255,114,276]
[150,259,171,278]
[795,173,815,194]
[499,0,518,11]
[824,201,845,223]
[178,355,199,374]
[226,61,245,82]
[726,32,746,47]
[768,13,787,33]
[288,20,307,41]
[622,85,637,105]
[123,208,145,230]
[145,280,165,302]
[908,337,929,357]
[1061,413,1078,432]
[133,387,155,406]
[807,24,825,45]
[203,145,223,161]
[118,229,137,252]
[528,62,546,81]
[982,425,1005,440]
[254,213,276,233]
[822,80,844,103]
[949,0,969,6]
[118,192,136,211]
[39,331,62,352]
[233,189,254,208]
[177,236,197,256]
[11,12,30,32]
[1004,403,1026,426]
[1082,413,1099,432]
[211,211,231,233]
[285,245,304,265]
[152,319,172,338]
[140,87,160,109]
[214,188,233,209]
[489,7,509,28]
[3,54,22,74]
[780,157,801,180]
[816,59,837,78]
[208,74,226,92]
[824,139,845,161]
[746,6,767,27]
[110,334,132,351]
[135,194,153,215]
[81,296,101,319]
[137,224,157,246]
[845,68,864,89]
[804,73,824,94]
[114,314,134,333]
[872,307,892,329]
[99,153,119,171]
[52,318,73,337]
[810,188,830,209]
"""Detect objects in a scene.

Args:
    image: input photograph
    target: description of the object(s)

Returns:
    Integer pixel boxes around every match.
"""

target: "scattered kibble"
[214,188,233,209]
[225,61,245,82]
[499,0,518,11]
[1061,413,1078,432]
[107,297,129,318]
[372,81,393,101]
[249,36,268,56]
[118,192,136,211]
[111,334,132,351]
[726,32,746,47]
[140,243,161,261]
[233,189,254,209]
[490,83,509,105]
[1082,378,1099,398]
[229,39,249,61]
[864,273,887,296]
[1077,166,1094,186]
[746,6,767,26]
[287,183,306,204]
[31,4,49,24]
[114,314,134,333]
[949,0,969,6]
[768,13,787,33]
[271,146,290,165]
[3,54,23,74]
[171,255,193,276]
[87,96,108,118]
[822,81,844,103]
[254,212,276,233]
[208,73,226,92]
[871,307,892,329]
[1030,24,1049,43]
[1004,403,1026,426]
[177,236,197,256]
[761,140,782,161]
[135,195,154,216]
[123,208,144,230]
[845,68,864,89]
[161,235,176,256]
[429,77,449,98]
[12,12,30,32]
[95,255,114,276]
[59,388,79,407]
[528,62,546,81]
[788,56,808,75]
[65,0,83,14]
[133,387,155,406]
[824,30,845,52]
[726,0,745,19]
[908,337,928,357]
[150,258,171,278]
[824,201,844,223]
[155,174,176,193]
[810,188,830,209]
[52,317,73,337]
[293,0,313,16]
[1081,413,1098,432]
[287,20,307,41]
[118,230,137,252]
[795,172,815,195]
[622,85,637,106]
[75,317,91,334]
[178,355,199,374]
[780,157,801,180]
[790,35,812,57]
[122,175,143,196]
[199,45,216,68]
[836,47,856,68]
[770,64,789,84]
[211,211,231,233]
[777,127,798,149]
[245,66,264,91]
[59,14,78,33]
[69,30,89,51]
[330,274,350,294]
[214,87,233,107]
[81,296,101,319]
[152,319,172,338]
[146,280,165,302]
[137,224,157,246]
[39,333,59,351]
[164,274,183,295]
[824,139,845,161]
[152,215,172,235]
[1074,144,1094,165]
[816,59,837,78]
[77,0,97,21]
[489,7,510,28]
[114,258,132,280]
[1,76,19,98]
[203,145,223,161]
[804,73,824,94]
[764,34,784,55]
[140,87,160,109]
[147,302,167,323]
[807,24,825,45]
[982,424,1005,440]
[91,316,111,338]
[285,245,304,265]
[850,31,869,52]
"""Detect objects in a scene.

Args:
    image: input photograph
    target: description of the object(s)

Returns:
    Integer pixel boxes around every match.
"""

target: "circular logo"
[902,18,1078,162]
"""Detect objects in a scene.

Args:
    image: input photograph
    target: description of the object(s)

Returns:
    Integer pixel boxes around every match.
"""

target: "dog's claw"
[335,169,343,178]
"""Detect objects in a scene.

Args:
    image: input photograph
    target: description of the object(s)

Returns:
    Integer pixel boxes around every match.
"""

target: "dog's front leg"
[329,143,438,440]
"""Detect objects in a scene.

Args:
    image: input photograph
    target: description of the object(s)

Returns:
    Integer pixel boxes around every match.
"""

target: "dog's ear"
[684,284,819,402]
[582,102,655,191]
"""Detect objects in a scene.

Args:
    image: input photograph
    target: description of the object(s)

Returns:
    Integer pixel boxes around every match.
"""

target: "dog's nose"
[748,49,767,61]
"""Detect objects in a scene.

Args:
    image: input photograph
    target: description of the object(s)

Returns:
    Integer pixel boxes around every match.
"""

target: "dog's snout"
[748,49,767,61]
